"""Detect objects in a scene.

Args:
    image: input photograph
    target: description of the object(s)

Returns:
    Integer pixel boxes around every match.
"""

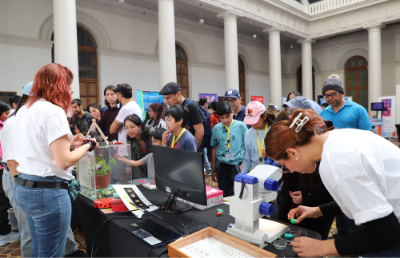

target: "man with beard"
[70,99,92,135]
[319,75,371,130]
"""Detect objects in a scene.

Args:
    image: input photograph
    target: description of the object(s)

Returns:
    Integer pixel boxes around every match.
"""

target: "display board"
[377,96,396,137]
[199,93,217,103]
[250,96,264,104]
[137,90,164,119]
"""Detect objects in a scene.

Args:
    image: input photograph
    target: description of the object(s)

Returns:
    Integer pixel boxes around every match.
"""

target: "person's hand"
[292,237,325,257]
[290,191,303,204]
[71,134,84,146]
[91,138,99,151]
[212,171,218,182]
[114,153,126,162]
[162,130,171,146]
[327,125,335,131]
[92,111,101,121]
[261,149,267,157]
[288,205,322,224]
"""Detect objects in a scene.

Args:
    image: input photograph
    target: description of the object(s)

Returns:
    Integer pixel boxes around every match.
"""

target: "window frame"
[344,56,368,109]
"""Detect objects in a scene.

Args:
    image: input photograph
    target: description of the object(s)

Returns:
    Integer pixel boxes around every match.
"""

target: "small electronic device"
[371,102,386,111]
[153,146,207,214]
[94,198,113,209]
[324,120,334,128]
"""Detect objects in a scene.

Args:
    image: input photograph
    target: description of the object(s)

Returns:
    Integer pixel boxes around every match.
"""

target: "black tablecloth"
[75,186,321,257]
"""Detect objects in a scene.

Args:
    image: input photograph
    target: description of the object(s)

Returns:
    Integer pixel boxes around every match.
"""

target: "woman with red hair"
[145,103,167,130]
[264,109,400,257]
[12,63,98,257]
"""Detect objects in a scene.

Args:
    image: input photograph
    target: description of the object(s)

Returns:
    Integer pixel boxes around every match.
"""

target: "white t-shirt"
[115,101,142,144]
[0,116,16,162]
[13,100,74,180]
[320,129,400,225]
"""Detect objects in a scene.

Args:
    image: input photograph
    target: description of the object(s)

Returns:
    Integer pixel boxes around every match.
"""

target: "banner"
[137,90,163,120]
[377,96,396,137]
[250,96,264,104]
[199,93,217,103]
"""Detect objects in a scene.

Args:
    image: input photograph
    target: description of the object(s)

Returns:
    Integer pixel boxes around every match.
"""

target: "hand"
[327,125,335,131]
[91,138,99,151]
[114,153,126,162]
[71,134,84,146]
[92,111,101,121]
[288,205,322,224]
[212,171,218,182]
[162,130,171,146]
[292,237,325,257]
[261,149,267,157]
[290,191,303,204]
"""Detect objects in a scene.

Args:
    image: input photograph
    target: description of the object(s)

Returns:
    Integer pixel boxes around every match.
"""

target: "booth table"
[75,186,321,257]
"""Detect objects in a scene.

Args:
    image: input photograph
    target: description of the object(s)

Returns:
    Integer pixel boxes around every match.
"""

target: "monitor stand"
[159,192,193,214]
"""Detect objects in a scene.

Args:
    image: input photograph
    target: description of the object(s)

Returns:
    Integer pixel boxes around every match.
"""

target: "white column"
[264,28,283,107]
[365,24,384,111]
[218,11,242,91]
[298,39,315,100]
[158,0,177,89]
[53,0,79,99]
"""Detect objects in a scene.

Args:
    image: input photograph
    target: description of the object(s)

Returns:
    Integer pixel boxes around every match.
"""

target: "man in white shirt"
[109,83,142,144]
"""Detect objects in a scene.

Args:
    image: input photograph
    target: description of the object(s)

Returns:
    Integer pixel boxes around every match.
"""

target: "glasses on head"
[324,91,339,99]
[226,98,238,103]
[279,159,290,174]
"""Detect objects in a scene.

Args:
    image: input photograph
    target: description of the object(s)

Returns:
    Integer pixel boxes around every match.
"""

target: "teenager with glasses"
[223,89,246,122]
[265,109,400,257]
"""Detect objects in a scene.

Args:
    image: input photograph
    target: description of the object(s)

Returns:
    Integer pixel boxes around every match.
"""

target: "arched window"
[296,66,315,100]
[239,57,246,106]
[176,44,189,98]
[345,56,368,109]
[51,26,99,108]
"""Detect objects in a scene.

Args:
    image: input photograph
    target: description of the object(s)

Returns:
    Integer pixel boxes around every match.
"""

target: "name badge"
[225,152,234,161]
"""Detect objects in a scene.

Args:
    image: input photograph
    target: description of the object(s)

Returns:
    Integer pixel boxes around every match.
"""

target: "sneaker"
[0,232,20,246]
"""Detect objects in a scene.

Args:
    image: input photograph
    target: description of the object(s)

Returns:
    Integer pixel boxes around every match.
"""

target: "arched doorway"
[345,56,368,109]
[239,56,246,105]
[176,43,189,98]
[296,65,315,101]
[51,25,99,108]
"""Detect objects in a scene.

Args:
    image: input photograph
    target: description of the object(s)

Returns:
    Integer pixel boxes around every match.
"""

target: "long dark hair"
[0,100,11,121]
[124,114,150,141]
[103,85,119,109]
[10,94,30,117]
[148,103,164,127]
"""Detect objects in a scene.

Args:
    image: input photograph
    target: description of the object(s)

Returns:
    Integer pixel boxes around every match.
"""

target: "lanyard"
[225,120,234,150]
[171,128,186,148]
[255,122,268,164]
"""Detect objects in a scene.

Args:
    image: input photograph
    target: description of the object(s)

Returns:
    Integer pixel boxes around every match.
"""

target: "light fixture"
[290,35,293,49]
[118,0,124,3]
[199,4,204,24]
[252,22,257,39]
[336,42,339,47]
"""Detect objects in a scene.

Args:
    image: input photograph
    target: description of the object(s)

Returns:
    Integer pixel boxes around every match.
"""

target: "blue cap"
[283,96,312,110]
[264,178,279,191]
[224,89,241,99]
[23,82,34,96]
[259,202,274,216]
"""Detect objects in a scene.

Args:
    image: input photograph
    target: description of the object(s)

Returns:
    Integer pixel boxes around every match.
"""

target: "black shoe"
[65,250,86,257]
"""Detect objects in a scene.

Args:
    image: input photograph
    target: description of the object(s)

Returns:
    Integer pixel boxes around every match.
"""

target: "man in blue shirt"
[319,76,371,130]
[223,89,246,122]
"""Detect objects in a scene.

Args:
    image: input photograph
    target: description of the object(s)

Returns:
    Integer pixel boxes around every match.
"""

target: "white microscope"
[226,165,290,248]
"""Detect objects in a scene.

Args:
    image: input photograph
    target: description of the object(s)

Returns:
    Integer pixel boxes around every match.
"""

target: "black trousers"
[217,163,239,197]
[0,169,11,235]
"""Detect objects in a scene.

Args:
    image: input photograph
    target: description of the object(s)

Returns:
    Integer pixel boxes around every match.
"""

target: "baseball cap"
[159,82,181,95]
[23,82,34,96]
[224,89,241,99]
[283,96,312,110]
[243,101,266,125]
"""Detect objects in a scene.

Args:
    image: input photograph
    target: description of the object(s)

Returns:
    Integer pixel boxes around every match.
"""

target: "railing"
[308,0,367,15]
[278,0,305,11]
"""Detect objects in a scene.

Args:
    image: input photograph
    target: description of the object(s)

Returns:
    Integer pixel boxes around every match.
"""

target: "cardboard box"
[177,186,223,210]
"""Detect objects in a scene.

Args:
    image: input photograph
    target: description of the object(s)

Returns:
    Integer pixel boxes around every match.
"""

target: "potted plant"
[94,156,115,189]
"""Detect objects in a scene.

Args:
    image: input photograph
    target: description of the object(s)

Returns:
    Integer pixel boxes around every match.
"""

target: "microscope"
[226,165,290,248]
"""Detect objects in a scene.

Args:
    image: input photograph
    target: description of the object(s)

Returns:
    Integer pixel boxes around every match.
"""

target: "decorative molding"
[216,10,244,19]
[0,33,53,49]
[97,47,159,61]
[335,49,369,70]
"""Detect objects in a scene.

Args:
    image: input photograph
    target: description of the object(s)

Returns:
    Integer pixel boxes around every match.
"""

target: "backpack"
[85,113,92,125]
[183,99,212,148]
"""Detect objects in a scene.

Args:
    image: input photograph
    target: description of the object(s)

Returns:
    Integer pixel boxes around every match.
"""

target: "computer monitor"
[371,102,386,111]
[152,145,207,211]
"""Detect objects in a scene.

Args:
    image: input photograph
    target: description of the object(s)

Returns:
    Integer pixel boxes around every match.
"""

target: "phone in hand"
[324,120,334,128]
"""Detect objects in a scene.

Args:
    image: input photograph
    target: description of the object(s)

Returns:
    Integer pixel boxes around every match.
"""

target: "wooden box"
[168,227,277,258]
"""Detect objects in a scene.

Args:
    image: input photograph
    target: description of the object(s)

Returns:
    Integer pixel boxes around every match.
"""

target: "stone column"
[217,11,242,91]
[264,27,283,107]
[158,0,177,89]
[365,24,384,110]
[53,0,79,98]
[298,39,315,100]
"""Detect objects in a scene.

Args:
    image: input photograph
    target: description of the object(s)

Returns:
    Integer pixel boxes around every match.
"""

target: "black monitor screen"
[152,145,206,205]
[371,102,385,111]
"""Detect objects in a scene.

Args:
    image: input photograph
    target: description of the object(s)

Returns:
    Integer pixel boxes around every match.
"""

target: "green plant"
[95,156,111,176]
[96,188,116,199]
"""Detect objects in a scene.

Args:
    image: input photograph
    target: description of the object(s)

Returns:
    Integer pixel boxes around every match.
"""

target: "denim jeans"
[363,244,400,257]
[14,172,73,258]
[203,148,211,171]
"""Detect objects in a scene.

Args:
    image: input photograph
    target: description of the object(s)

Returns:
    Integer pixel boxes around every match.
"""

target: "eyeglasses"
[324,91,339,99]
[225,98,238,103]
[279,159,290,174]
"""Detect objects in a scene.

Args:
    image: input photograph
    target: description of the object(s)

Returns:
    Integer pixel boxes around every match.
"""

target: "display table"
[75,186,321,257]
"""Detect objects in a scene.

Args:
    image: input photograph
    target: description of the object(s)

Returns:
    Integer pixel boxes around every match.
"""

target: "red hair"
[28,63,73,113]
[264,109,323,160]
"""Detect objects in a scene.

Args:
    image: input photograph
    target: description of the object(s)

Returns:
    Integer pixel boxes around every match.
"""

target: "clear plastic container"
[273,240,287,250]
[279,228,307,245]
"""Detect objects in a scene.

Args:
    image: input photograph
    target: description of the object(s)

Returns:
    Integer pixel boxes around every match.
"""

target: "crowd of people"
[0,63,399,257]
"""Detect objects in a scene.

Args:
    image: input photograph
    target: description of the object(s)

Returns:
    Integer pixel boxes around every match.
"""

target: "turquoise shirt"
[319,99,372,130]
[210,120,248,165]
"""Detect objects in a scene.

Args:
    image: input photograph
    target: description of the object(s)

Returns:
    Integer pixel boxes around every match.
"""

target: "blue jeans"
[203,148,211,171]
[363,244,400,257]
[14,173,72,258]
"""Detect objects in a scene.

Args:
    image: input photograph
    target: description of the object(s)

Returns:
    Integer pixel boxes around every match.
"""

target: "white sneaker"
[0,232,20,246]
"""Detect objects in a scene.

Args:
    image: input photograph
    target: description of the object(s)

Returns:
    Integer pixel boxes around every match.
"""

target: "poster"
[199,93,217,103]
[136,90,163,120]
[251,96,264,104]
[377,96,396,137]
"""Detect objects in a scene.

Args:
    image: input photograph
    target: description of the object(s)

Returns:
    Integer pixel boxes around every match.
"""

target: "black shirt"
[182,98,205,136]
